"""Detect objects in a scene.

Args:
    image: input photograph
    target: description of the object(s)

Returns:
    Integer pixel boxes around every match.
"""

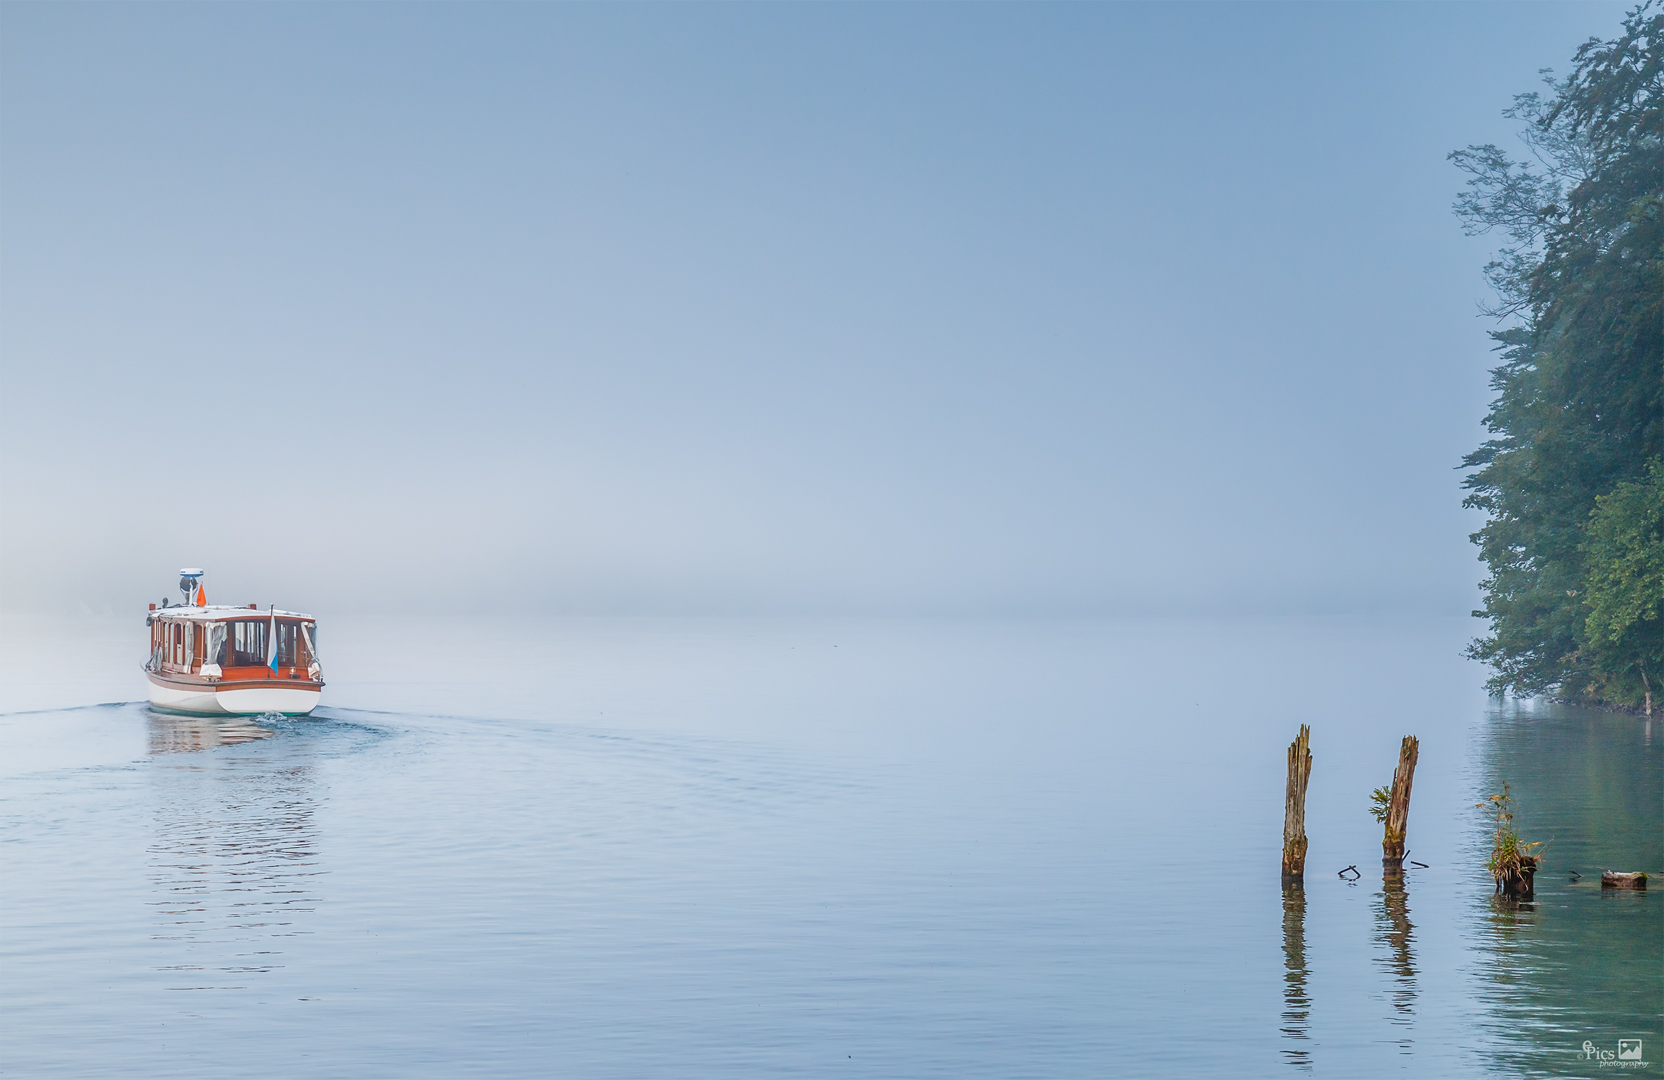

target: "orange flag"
[195,584,207,606]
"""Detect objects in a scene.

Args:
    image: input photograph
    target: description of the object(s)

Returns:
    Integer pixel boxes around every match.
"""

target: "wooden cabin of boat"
[145,569,323,716]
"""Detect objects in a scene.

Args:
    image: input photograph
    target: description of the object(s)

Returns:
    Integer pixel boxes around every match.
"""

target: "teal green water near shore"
[1467,704,1662,1076]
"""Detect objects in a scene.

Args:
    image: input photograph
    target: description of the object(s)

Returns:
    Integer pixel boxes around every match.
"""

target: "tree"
[1452,4,1664,708]
[1579,460,1664,714]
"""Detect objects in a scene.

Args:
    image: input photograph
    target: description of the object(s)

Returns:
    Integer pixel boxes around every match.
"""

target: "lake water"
[1,614,1658,1077]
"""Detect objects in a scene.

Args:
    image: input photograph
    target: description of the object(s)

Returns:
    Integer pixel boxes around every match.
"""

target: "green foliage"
[1477,783,1543,882]
[1369,785,1391,824]
[1579,459,1664,705]
[1453,5,1664,705]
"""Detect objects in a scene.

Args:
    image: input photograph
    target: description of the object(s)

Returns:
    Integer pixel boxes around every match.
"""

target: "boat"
[145,569,324,716]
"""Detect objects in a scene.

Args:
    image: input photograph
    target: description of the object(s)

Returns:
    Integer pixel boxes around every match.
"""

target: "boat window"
[276,622,300,667]
[302,622,318,664]
[230,620,268,666]
[207,623,226,666]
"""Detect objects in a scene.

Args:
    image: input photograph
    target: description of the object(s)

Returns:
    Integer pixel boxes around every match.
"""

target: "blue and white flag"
[266,608,279,673]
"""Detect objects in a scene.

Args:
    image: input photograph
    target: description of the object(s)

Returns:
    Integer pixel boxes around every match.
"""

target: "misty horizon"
[1,3,1629,617]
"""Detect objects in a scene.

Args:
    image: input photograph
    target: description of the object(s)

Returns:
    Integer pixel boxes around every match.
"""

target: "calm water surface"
[1,615,1658,1077]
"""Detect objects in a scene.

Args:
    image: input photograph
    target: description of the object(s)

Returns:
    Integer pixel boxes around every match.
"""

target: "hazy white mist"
[0,4,1625,615]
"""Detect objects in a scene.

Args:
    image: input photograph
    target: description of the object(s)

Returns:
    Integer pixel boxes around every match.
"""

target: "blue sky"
[0,3,1630,615]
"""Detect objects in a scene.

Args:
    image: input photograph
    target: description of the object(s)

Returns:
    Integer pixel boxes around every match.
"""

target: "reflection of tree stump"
[1600,871,1648,889]
[1282,725,1312,882]
[1375,872,1416,1026]
[1281,883,1311,1066]
[1498,856,1538,898]
[1381,875,1413,975]
[1382,735,1418,869]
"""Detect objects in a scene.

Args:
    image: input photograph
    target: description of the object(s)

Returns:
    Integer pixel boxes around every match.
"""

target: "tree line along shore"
[1453,5,1662,714]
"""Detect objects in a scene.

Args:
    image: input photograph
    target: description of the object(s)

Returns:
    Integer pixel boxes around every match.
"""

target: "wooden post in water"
[1282,725,1312,882]
[1499,856,1538,898]
[1381,735,1419,870]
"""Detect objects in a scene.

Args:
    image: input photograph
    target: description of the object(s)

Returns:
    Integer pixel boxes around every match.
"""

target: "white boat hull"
[147,672,321,716]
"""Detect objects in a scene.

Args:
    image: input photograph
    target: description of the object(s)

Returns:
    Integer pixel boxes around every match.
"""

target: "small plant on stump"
[1477,783,1541,897]
[1369,785,1391,824]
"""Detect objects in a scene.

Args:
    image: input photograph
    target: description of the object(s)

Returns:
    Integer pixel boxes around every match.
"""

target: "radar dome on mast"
[178,568,205,607]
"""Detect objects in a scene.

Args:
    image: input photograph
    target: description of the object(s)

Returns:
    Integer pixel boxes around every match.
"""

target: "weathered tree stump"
[1498,856,1538,898]
[1282,724,1312,882]
[1601,871,1648,889]
[1381,735,1419,870]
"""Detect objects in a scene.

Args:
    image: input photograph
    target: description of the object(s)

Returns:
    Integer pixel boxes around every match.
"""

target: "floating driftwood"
[1601,871,1648,889]
[1282,725,1312,882]
[1381,735,1419,871]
